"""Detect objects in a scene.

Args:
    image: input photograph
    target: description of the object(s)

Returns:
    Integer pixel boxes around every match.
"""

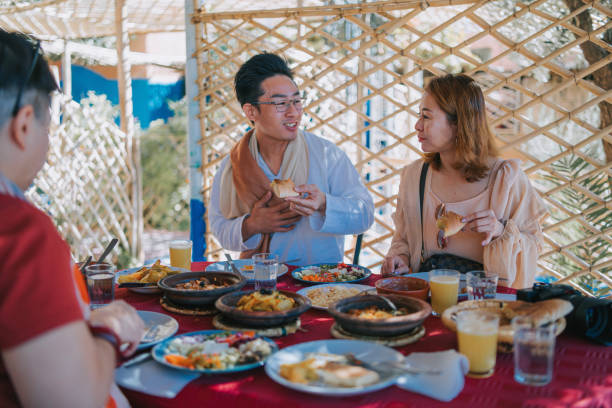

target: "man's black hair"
[0,29,58,127]
[234,52,294,107]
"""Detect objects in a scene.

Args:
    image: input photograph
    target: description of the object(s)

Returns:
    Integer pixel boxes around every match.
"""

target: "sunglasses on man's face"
[11,40,41,117]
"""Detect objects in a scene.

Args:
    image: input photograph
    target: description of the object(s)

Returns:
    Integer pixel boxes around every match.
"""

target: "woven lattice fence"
[26,95,135,264]
[191,0,611,297]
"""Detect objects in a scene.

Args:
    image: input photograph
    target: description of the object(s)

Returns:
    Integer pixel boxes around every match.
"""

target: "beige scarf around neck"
[218,129,309,257]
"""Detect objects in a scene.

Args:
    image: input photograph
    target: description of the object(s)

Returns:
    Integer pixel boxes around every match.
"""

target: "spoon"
[80,255,92,273]
[374,294,399,315]
[98,238,118,264]
[357,290,398,315]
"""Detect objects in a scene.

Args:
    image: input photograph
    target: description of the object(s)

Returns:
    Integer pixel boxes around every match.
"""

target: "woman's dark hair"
[423,73,498,182]
[0,29,58,127]
[234,53,294,107]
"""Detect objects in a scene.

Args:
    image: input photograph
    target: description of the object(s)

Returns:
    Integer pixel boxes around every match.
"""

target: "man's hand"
[284,184,326,217]
[462,209,505,246]
[242,191,302,240]
[381,254,410,277]
[89,300,145,357]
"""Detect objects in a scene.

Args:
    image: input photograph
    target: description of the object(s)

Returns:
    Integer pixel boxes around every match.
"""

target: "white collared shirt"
[209,131,374,266]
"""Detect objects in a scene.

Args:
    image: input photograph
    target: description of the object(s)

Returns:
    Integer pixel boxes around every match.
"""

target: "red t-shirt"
[0,194,84,407]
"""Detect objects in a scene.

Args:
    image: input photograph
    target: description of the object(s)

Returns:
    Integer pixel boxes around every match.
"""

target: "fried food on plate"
[280,353,379,387]
[117,260,179,284]
[237,290,296,312]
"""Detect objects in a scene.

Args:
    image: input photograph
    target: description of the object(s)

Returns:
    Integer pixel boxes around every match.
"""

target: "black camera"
[517,283,611,346]
[517,282,580,302]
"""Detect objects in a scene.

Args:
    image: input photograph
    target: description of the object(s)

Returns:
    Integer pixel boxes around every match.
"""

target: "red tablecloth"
[117,262,612,408]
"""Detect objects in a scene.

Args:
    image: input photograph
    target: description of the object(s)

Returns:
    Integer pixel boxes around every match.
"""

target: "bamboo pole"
[186,0,206,261]
[115,0,143,262]
[61,39,71,98]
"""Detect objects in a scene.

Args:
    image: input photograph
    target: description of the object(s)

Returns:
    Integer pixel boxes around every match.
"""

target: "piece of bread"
[270,178,299,198]
[436,211,465,237]
[442,299,572,352]
[316,362,380,387]
[502,299,573,326]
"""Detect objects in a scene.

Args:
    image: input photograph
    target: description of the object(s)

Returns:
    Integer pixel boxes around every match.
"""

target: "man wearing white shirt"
[209,53,374,266]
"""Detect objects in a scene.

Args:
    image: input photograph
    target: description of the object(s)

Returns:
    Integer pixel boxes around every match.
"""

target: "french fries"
[236,291,296,312]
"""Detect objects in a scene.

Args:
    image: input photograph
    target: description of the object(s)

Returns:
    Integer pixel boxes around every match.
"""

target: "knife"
[121,352,152,368]
[224,253,242,276]
[344,354,441,377]
[118,282,156,288]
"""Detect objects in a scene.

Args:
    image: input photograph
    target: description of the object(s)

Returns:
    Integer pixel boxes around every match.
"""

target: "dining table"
[116,261,612,408]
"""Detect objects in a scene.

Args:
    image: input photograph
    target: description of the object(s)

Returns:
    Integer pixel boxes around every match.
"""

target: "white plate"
[296,283,374,310]
[205,260,288,282]
[137,311,179,350]
[265,339,403,396]
[116,265,190,294]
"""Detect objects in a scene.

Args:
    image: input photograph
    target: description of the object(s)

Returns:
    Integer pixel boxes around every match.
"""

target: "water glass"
[513,316,556,386]
[466,271,498,300]
[429,269,459,315]
[253,253,279,291]
[85,263,116,309]
[169,240,192,270]
[456,310,500,378]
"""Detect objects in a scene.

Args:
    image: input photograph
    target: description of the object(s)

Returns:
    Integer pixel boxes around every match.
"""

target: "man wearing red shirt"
[0,30,144,407]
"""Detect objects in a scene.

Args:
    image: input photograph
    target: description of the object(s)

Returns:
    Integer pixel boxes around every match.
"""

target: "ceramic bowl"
[215,289,311,328]
[375,276,429,301]
[158,271,246,307]
[328,294,431,337]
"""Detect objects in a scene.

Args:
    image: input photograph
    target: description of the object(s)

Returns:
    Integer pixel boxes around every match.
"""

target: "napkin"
[395,350,469,402]
[115,359,200,398]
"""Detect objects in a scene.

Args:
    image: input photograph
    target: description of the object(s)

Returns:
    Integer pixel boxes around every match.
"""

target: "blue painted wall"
[64,65,185,129]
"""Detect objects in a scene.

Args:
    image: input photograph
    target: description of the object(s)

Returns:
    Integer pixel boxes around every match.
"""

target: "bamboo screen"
[26,96,135,264]
[191,0,611,297]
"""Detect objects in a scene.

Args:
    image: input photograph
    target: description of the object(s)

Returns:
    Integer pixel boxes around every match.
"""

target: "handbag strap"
[419,161,430,264]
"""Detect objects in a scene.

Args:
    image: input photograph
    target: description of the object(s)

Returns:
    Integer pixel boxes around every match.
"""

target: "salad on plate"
[153,330,277,373]
[293,263,371,284]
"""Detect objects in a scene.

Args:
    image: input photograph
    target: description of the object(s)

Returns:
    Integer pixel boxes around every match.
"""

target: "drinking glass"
[513,316,556,386]
[457,310,500,378]
[429,269,460,315]
[85,263,116,309]
[169,240,192,270]
[466,271,498,300]
[253,253,279,291]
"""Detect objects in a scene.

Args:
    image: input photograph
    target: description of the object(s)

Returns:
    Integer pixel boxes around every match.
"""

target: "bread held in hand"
[436,211,466,238]
[270,178,300,198]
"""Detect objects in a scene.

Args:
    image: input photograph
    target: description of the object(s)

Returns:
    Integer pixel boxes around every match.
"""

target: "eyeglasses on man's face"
[251,97,304,113]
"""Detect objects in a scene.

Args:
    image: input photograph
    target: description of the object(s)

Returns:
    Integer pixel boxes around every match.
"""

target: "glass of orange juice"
[169,240,192,270]
[456,310,499,378]
[429,269,459,315]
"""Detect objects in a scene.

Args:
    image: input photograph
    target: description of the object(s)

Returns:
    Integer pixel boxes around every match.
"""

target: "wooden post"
[61,40,72,98]
[185,0,206,261]
[115,0,143,262]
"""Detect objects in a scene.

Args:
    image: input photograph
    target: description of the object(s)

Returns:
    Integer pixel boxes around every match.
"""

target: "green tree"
[140,97,190,232]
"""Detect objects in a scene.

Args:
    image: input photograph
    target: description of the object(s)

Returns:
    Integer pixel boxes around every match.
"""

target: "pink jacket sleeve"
[484,160,548,289]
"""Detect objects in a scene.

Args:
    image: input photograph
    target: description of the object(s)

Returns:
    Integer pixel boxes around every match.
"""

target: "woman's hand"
[381,254,410,277]
[462,209,505,246]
